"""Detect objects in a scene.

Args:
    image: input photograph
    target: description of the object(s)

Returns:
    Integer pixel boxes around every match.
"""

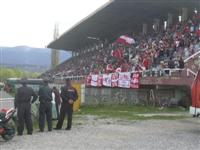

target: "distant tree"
[0,68,40,81]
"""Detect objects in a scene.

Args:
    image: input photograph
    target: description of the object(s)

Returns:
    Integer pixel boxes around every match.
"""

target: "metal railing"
[54,75,86,81]
[186,68,197,77]
[0,98,14,110]
[137,68,185,77]
[184,49,200,63]
[53,68,188,81]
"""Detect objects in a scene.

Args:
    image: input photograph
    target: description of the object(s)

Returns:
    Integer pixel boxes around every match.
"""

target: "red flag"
[191,71,200,108]
[116,35,135,46]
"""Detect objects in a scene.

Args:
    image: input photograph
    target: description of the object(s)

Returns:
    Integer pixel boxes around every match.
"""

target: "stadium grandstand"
[40,0,200,107]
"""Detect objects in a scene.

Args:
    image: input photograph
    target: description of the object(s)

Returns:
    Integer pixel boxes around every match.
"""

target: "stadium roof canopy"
[48,0,200,51]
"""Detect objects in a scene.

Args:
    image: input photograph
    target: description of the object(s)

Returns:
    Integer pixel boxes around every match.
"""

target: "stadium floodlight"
[164,21,167,30]
[194,9,198,14]
[178,16,182,22]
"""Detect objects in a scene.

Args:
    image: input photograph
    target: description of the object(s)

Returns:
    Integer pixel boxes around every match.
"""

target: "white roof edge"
[48,0,115,48]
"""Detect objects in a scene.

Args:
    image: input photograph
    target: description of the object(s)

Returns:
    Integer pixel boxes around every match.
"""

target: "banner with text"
[86,72,140,89]
[103,74,112,87]
[118,72,131,88]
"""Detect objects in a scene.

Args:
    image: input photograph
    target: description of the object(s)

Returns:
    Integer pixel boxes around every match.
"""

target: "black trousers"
[56,102,73,129]
[55,103,60,120]
[17,103,33,135]
[39,102,52,131]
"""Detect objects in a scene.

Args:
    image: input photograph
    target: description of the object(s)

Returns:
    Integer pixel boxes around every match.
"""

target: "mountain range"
[0,46,71,72]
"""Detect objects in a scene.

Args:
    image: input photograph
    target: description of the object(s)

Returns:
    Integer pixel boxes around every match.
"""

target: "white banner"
[91,75,98,87]
[103,74,112,87]
[118,72,131,88]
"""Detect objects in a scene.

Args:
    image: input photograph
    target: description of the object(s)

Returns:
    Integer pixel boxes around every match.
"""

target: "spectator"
[40,12,200,79]
[168,57,175,69]
[178,56,185,69]
[142,57,149,70]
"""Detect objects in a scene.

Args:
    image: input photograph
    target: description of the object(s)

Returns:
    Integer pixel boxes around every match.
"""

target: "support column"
[153,18,160,32]
[182,7,188,22]
[51,49,59,68]
[72,51,74,57]
[142,23,148,34]
[167,13,173,26]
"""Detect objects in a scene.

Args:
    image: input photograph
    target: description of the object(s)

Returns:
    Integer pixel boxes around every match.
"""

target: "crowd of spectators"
[42,12,200,79]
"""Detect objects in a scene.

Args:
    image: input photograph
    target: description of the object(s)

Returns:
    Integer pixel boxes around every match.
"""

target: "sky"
[0,0,109,48]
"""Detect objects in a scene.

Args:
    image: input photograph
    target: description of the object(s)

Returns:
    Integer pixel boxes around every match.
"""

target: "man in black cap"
[38,79,53,132]
[54,79,78,130]
[15,78,38,135]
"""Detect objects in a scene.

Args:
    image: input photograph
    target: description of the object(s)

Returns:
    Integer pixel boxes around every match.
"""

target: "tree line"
[0,68,40,80]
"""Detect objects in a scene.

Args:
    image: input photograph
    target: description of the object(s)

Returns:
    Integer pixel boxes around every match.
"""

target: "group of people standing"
[14,78,78,135]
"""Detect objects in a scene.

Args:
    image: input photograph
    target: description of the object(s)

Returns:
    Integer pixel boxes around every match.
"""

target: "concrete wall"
[84,86,191,107]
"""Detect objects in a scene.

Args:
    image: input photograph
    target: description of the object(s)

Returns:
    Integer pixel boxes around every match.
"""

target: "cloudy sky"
[0,0,109,48]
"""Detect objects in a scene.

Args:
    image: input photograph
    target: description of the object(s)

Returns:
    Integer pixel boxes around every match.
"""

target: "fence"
[0,98,14,110]
[53,68,187,82]
[54,75,85,81]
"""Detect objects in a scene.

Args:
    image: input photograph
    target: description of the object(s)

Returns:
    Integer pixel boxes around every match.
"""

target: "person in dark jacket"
[52,86,61,119]
[15,78,38,135]
[54,79,78,130]
[178,56,185,75]
[168,57,175,69]
[178,56,184,69]
[38,79,53,132]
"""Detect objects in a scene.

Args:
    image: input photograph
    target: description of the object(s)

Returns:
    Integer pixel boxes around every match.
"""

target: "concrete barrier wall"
[84,86,191,107]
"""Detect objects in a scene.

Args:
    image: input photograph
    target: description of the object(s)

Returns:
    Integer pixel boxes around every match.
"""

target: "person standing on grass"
[38,79,53,132]
[54,79,78,130]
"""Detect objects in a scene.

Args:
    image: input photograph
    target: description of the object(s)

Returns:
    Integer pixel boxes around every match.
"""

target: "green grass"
[74,105,189,120]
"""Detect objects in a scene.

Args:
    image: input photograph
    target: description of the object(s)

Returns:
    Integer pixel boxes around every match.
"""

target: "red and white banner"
[111,73,119,87]
[116,35,135,45]
[130,72,140,89]
[97,75,103,87]
[85,72,140,89]
[91,75,102,87]
[85,75,92,86]
[103,74,112,87]
[118,72,131,88]
[91,75,98,86]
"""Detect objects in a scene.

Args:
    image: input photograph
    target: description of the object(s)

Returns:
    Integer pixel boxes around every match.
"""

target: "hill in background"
[0,46,71,72]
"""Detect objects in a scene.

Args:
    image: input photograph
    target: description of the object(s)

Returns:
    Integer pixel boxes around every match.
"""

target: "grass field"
[31,105,190,130]
[74,105,189,120]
